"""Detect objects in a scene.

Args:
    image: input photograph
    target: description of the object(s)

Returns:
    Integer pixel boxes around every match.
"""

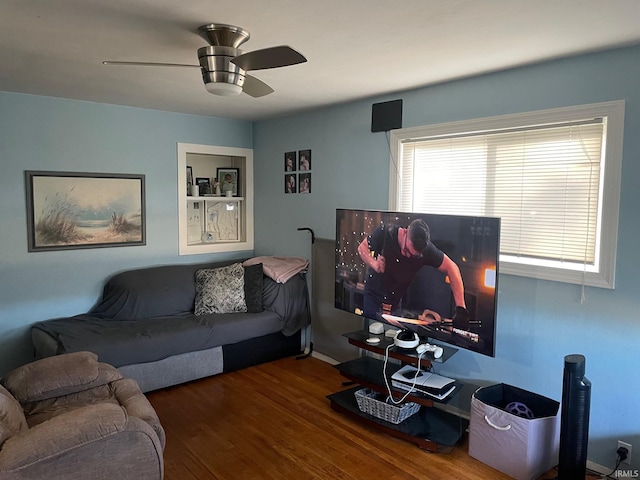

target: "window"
[389,101,624,288]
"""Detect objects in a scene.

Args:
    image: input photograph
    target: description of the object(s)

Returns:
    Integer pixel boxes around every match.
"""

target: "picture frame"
[298,149,311,171]
[285,173,297,194]
[299,172,311,193]
[25,171,146,252]
[217,167,240,196]
[284,151,296,172]
[186,166,194,188]
[195,177,212,195]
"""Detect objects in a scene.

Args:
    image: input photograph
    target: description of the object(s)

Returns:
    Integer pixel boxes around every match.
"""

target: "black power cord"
[617,446,629,463]
[603,446,628,479]
[545,447,629,480]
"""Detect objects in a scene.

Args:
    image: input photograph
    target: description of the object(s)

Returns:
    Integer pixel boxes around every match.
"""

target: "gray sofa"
[0,351,164,480]
[31,259,310,392]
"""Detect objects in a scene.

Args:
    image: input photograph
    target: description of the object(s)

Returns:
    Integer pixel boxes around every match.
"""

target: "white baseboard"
[586,459,640,479]
[587,459,609,477]
[311,351,339,365]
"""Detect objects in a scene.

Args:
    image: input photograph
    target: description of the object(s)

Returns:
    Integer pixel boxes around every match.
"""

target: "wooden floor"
[146,354,556,480]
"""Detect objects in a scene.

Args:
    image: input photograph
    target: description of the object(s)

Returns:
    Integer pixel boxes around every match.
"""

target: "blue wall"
[0,92,253,374]
[253,45,640,469]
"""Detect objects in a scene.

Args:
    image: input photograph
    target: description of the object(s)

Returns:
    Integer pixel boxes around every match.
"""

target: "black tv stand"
[326,330,468,452]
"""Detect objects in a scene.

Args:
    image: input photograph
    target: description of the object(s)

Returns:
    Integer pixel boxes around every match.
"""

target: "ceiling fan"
[103,23,307,97]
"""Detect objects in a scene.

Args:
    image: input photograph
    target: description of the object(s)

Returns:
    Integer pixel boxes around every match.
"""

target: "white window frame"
[389,101,624,289]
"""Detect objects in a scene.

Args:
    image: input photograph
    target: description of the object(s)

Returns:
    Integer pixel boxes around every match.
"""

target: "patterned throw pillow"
[194,263,247,315]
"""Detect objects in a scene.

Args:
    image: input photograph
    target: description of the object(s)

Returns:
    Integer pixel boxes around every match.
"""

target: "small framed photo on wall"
[285,151,296,172]
[299,172,311,193]
[285,174,297,193]
[298,149,311,171]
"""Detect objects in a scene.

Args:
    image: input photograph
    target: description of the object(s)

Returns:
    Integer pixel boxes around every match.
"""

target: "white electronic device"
[393,330,419,349]
[416,343,444,359]
[368,322,384,335]
[365,337,381,345]
[391,365,456,400]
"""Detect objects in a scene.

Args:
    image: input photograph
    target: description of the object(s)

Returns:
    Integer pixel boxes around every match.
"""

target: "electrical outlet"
[618,440,632,465]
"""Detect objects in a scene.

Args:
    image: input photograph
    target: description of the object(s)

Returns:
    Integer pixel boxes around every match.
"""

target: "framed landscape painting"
[25,171,146,252]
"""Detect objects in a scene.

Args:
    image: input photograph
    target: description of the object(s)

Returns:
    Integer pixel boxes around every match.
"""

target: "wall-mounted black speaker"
[371,99,403,132]
[557,354,591,480]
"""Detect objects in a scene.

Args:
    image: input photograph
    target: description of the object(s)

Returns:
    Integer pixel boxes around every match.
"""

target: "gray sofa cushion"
[90,261,239,320]
[31,311,285,368]
[89,260,265,320]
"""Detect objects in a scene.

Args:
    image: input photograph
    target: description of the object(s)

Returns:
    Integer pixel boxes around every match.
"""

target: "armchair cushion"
[0,386,27,448]
[1,352,121,404]
[0,403,127,471]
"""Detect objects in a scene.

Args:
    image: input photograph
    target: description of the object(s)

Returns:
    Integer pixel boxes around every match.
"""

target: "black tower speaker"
[557,354,591,480]
[371,99,403,132]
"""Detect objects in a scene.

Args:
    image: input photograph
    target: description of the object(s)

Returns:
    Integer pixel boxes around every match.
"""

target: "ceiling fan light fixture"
[198,45,246,96]
[204,82,243,96]
[105,23,304,99]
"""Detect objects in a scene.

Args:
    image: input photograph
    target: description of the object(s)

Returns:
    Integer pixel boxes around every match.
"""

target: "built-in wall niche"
[177,143,254,255]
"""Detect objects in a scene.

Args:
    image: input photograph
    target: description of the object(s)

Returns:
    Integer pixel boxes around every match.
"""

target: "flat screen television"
[335,209,500,357]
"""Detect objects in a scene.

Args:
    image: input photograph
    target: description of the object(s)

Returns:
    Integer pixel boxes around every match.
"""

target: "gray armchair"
[0,352,165,480]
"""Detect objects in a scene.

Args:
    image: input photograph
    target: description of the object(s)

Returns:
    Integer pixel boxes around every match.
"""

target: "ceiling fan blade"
[102,61,200,68]
[242,75,274,98]
[231,46,306,71]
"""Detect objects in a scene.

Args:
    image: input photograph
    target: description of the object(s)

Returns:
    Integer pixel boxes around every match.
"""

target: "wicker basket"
[354,388,420,424]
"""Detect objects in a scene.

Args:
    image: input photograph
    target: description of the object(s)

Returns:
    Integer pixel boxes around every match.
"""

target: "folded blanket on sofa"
[244,256,309,284]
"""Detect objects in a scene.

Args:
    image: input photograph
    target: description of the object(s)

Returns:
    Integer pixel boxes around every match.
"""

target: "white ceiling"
[2,0,640,121]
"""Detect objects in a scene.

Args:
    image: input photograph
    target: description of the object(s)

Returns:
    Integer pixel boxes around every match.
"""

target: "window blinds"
[399,119,605,266]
